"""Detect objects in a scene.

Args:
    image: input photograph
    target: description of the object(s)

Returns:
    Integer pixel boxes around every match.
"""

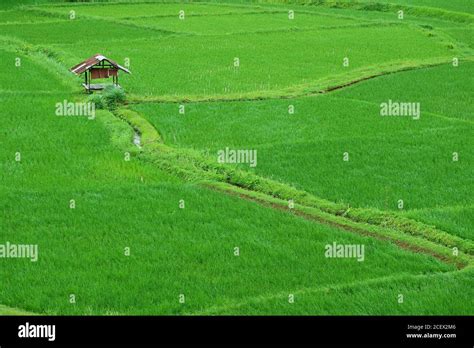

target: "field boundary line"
[19,2,425,39]
[405,204,474,213]
[128,58,468,104]
[24,1,474,24]
[204,181,471,269]
[0,304,37,316]
[120,9,284,19]
[18,5,401,39]
[190,273,411,315]
[255,0,474,24]
[327,95,474,126]
[224,121,472,150]
[187,268,471,315]
[109,107,474,265]
[0,19,67,26]
[124,20,396,37]
[0,36,80,93]
[22,8,277,21]
[26,1,267,11]
[20,7,186,37]
[0,90,70,96]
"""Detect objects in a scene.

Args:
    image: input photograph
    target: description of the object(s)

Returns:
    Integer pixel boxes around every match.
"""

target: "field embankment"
[1,0,472,315]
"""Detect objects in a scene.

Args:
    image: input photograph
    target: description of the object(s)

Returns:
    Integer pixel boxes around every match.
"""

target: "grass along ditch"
[110,105,474,268]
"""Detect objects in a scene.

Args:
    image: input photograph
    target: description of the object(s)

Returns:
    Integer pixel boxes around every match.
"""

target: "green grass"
[132,62,473,240]
[270,2,474,29]
[402,206,474,242]
[443,27,474,48]
[0,92,454,315]
[334,61,474,121]
[291,0,474,23]
[1,179,454,314]
[199,267,474,315]
[126,11,366,34]
[0,49,68,93]
[0,19,169,45]
[0,9,64,23]
[1,0,473,316]
[53,24,457,97]
[35,2,266,19]
[0,304,36,315]
[357,0,474,15]
[0,0,61,10]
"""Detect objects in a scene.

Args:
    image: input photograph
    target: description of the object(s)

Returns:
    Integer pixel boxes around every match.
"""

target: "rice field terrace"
[0,0,473,316]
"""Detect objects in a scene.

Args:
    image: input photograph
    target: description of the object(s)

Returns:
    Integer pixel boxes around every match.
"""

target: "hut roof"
[70,54,131,75]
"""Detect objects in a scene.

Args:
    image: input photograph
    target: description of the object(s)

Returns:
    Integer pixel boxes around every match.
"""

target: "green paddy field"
[0,0,472,315]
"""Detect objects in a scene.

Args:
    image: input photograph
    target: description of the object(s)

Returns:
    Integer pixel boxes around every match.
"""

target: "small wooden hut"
[70,54,131,92]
